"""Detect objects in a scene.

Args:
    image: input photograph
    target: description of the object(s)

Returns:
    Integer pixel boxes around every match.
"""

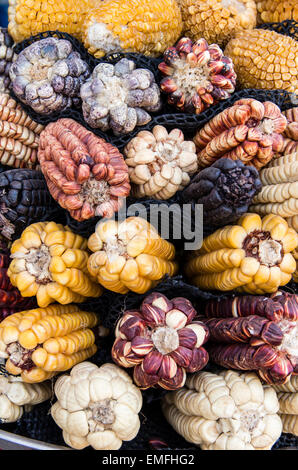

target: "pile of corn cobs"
[0,0,297,452]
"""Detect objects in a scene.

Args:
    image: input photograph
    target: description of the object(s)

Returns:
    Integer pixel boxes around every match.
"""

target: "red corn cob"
[205,316,283,346]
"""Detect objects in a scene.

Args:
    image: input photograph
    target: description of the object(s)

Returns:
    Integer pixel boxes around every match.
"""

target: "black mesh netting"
[79,275,219,330]
[63,191,189,249]
[257,19,298,42]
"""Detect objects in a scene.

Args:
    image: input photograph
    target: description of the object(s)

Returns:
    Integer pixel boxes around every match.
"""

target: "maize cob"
[82,0,183,58]
[112,292,209,390]
[51,362,142,450]
[287,214,298,282]
[272,376,298,436]
[256,0,298,24]
[0,375,52,422]
[38,119,130,220]
[177,0,257,47]
[276,108,298,157]
[162,370,282,449]
[224,28,298,94]
[194,99,287,170]
[0,28,17,94]
[203,291,298,384]
[10,38,90,115]
[0,93,43,169]
[87,217,178,294]
[182,158,262,227]
[0,304,98,382]
[7,221,103,308]
[185,213,298,294]
[158,37,237,115]
[0,168,60,240]
[124,125,198,199]
[81,59,161,135]
[250,152,298,218]
[8,0,97,43]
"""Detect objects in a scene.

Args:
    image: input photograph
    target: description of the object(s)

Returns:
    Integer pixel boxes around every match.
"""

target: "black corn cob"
[0,168,61,240]
[182,158,262,228]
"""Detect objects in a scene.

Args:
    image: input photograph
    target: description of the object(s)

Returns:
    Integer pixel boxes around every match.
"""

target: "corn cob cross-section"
[87,216,178,294]
[7,221,103,308]
[185,213,298,294]
[0,304,98,383]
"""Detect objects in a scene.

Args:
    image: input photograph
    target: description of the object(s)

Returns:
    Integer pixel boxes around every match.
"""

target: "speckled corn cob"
[256,0,298,24]
[224,28,298,93]
[0,93,43,169]
[82,0,183,58]
[0,28,17,93]
[177,0,257,47]
[7,221,103,307]
[185,213,298,294]
[87,217,178,294]
[8,0,96,42]
[277,108,298,157]
[0,304,98,383]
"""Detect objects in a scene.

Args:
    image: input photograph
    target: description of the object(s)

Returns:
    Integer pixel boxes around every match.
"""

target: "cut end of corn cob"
[87,216,178,294]
[8,221,103,307]
[224,28,298,94]
[0,93,43,169]
[82,0,183,58]
[0,304,98,382]
[186,213,298,294]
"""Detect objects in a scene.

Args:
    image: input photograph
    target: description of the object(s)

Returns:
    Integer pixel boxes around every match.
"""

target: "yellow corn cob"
[286,215,298,282]
[87,216,178,294]
[8,0,97,42]
[224,28,298,94]
[7,221,103,308]
[177,0,257,47]
[82,0,183,58]
[0,304,98,383]
[185,213,298,293]
[256,0,298,24]
[250,153,298,283]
